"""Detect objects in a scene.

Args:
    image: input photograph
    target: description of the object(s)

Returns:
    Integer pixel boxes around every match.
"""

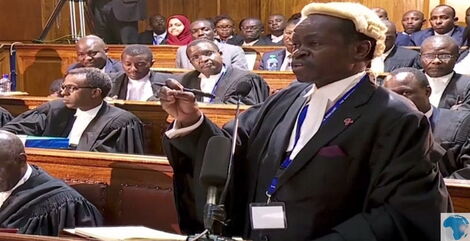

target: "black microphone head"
[200,136,231,187]
[235,82,252,98]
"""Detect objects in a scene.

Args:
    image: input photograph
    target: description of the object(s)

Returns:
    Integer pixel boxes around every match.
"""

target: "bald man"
[370,20,420,74]
[411,5,465,46]
[67,35,123,75]
[420,35,470,109]
[0,130,102,235]
[371,7,388,20]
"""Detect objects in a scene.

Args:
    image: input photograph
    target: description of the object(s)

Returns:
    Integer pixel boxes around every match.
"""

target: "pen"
[154,82,216,99]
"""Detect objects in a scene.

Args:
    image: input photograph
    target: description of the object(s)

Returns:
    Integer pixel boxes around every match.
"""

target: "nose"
[61,88,69,96]
[430,56,443,64]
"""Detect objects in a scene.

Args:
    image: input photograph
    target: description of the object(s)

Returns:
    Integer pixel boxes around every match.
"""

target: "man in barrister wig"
[0,130,102,235]
[161,2,451,241]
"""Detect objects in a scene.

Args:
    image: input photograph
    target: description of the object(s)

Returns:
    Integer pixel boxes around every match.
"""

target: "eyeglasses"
[60,85,96,93]
[241,26,261,31]
[420,53,455,62]
[77,51,101,58]
[216,25,233,29]
[189,50,217,62]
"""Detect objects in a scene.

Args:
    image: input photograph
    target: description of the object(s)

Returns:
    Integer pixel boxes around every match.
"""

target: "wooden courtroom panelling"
[0,46,10,77]
[0,96,249,155]
[445,179,470,213]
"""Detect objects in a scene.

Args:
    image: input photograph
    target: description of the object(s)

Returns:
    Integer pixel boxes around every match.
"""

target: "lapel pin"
[344,118,354,126]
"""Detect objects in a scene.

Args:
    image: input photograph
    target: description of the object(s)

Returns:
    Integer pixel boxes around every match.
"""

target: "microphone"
[234,81,252,98]
[200,136,232,232]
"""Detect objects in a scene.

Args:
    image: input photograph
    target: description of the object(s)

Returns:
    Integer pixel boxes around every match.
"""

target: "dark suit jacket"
[108,71,174,100]
[437,72,470,109]
[67,58,123,75]
[178,66,269,105]
[411,26,466,46]
[395,32,413,46]
[384,45,421,72]
[227,36,276,46]
[0,107,12,127]
[259,49,286,70]
[137,30,168,45]
[1,100,144,154]
[164,78,451,240]
[109,0,146,22]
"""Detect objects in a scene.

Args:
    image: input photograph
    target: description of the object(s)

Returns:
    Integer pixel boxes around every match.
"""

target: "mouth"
[291,61,304,70]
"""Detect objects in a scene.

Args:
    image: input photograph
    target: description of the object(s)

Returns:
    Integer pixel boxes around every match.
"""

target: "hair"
[433,4,456,18]
[391,67,429,88]
[238,17,262,30]
[185,39,220,58]
[286,18,301,26]
[122,44,153,62]
[192,18,215,29]
[66,67,112,98]
[288,13,301,22]
[213,15,233,26]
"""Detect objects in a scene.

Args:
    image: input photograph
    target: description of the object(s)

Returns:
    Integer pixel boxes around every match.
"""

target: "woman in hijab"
[165,15,192,45]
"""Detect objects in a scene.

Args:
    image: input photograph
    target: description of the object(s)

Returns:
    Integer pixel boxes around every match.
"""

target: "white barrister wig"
[300,2,387,58]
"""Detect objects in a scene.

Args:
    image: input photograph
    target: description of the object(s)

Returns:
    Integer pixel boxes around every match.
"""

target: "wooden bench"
[26,148,179,234]
[0,96,249,155]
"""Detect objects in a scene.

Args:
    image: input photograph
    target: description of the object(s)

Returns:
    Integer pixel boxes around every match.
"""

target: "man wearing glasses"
[1,68,145,154]
[227,18,276,46]
[420,35,470,109]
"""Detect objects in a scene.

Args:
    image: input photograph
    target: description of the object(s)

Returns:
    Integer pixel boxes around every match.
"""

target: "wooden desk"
[0,232,81,241]
[0,96,249,155]
[444,178,470,212]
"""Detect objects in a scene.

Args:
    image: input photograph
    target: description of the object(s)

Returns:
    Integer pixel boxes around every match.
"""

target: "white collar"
[434,28,454,36]
[426,72,454,85]
[75,102,103,118]
[424,106,434,119]
[303,71,366,102]
[128,71,151,82]
[198,65,226,80]
[270,34,284,43]
[382,45,395,59]
[0,164,32,207]
[153,31,167,38]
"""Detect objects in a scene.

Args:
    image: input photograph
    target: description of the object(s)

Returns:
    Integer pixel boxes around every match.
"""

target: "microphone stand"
[190,94,243,241]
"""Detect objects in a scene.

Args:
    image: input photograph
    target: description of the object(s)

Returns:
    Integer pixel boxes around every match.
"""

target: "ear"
[17,153,27,165]
[219,51,223,56]
[352,40,372,61]
[92,88,103,99]
[454,17,459,22]
[104,47,109,56]
[151,59,156,66]
[425,86,432,98]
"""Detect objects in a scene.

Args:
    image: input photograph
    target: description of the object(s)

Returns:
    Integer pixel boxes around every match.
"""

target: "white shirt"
[426,72,454,107]
[126,72,153,101]
[424,106,434,119]
[279,50,293,71]
[0,164,32,208]
[68,102,103,145]
[153,31,167,45]
[270,34,283,43]
[243,39,259,46]
[370,46,394,74]
[454,53,470,75]
[286,72,365,159]
[199,66,226,103]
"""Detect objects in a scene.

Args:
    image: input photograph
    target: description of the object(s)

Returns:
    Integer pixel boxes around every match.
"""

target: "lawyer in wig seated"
[1,68,145,154]
[0,130,103,235]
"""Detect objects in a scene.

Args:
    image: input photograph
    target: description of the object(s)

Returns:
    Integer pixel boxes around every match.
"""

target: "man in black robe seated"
[0,107,12,127]
[160,2,451,240]
[178,39,269,105]
[0,130,102,235]
[1,68,144,154]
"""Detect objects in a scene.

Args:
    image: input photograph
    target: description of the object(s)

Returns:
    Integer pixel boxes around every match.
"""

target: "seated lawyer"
[420,35,470,109]
[0,107,12,127]
[67,35,123,75]
[259,18,299,71]
[108,44,174,101]
[0,130,102,236]
[227,18,276,46]
[385,67,470,178]
[397,10,426,46]
[161,2,451,240]
[178,39,269,105]
[176,19,248,70]
[1,68,144,154]
[370,20,420,74]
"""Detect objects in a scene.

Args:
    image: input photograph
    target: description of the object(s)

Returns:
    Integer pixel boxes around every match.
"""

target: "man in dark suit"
[385,67,470,178]
[90,0,147,44]
[259,19,299,71]
[411,4,465,46]
[108,45,173,101]
[177,39,268,105]
[160,2,450,240]
[420,35,470,109]
[264,14,287,44]
[397,10,426,46]
[138,15,167,45]
[67,35,123,75]
[227,18,277,46]
[370,20,420,74]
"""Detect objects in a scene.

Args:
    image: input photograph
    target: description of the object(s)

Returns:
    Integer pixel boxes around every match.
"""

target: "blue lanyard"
[265,75,367,202]
[208,68,227,103]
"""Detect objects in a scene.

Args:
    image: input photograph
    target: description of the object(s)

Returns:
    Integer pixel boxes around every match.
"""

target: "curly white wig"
[300,2,387,58]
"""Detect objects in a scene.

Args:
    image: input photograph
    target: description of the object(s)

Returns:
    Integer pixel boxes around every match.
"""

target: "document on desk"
[64,226,187,241]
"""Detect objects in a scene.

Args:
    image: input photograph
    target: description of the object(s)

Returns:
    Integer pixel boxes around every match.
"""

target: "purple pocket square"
[317,145,347,158]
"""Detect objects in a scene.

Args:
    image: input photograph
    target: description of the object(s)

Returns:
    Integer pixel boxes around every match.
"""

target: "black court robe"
[1,99,144,154]
[0,107,12,127]
[164,78,451,241]
[0,165,103,236]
